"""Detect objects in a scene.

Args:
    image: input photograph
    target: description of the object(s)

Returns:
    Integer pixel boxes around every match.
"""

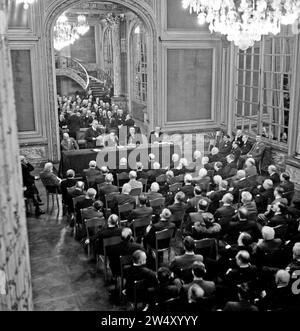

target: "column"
[0,1,33,311]
[111,20,122,97]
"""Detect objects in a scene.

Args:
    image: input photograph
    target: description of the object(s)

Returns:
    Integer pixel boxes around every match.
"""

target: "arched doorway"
[43,0,158,162]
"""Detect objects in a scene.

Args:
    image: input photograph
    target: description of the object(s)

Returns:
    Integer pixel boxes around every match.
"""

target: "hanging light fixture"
[75,15,90,36]
[182,0,300,50]
[53,13,90,51]
[16,0,35,10]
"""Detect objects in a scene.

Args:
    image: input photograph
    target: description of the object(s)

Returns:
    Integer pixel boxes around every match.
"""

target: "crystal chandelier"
[53,13,90,51]
[16,0,35,10]
[182,0,300,50]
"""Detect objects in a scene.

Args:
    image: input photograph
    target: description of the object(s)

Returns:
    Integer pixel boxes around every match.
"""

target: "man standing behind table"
[149,126,163,144]
[61,133,79,151]
[85,120,103,149]
[247,135,266,166]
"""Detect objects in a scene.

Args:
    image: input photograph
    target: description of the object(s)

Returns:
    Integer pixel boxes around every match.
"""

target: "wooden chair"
[119,255,133,300]
[118,203,135,226]
[152,228,174,273]
[117,172,129,190]
[194,238,218,260]
[85,217,105,258]
[150,198,165,216]
[72,196,86,238]
[138,178,148,193]
[40,176,61,215]
[102,236,122,282]
[132,217,152,241]
[156,174,167,186]
[130,188,143,198]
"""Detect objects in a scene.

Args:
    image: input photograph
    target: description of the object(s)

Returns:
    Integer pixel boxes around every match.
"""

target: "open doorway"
[47,0,156,160]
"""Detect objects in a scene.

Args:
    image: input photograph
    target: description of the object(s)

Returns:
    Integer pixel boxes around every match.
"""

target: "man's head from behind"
[66,169,75,179]
[198,199,208,212]
[108,214,119,227]
[87,188,97,200]
[293,243,300,260]
[138,195,148,206]
[132,250,147,266]
[76,181,85,191]
[275,270,291,287]
[160,208,172,221]
[150,182,160,193]
[122,183,132,195]
[192,261,206,279]
[235,250,251,267]
[93,200,103,211]
[105,173,114,184]
[89,161,97,169]
[121,228,133,242]
[183,236,195,253]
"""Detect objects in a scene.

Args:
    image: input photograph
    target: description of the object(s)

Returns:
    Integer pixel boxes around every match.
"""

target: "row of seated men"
[50,155,300,311]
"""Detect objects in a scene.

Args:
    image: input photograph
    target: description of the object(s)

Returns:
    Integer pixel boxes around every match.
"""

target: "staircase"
[55,56,112,98]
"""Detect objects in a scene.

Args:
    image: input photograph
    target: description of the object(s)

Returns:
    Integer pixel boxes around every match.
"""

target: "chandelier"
[53,13,90,51]
[182,0,300,50]
[16,0,35,10]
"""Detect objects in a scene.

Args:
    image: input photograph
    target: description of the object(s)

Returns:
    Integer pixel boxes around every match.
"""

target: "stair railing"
[55,55,90,90]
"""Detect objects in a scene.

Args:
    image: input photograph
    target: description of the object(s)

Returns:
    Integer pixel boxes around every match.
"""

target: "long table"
[59,143,180,177]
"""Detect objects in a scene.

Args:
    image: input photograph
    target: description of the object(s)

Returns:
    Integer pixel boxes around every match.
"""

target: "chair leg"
[56,194,60,217]
[46,193,49,213]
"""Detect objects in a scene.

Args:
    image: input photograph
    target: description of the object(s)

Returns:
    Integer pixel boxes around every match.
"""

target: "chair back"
[174,174,185,183]
[169,182,183,194]
[155,228,174,252]
[130,188,142,197]
[118,203,135,223]
[117,172,129,187]
[132,217,152,239]
[138,178,148,192]
[105,192,119,209]
[156,174,167,185]
[150,198,165,208]
[194,238,218,260]
[103,236,122,258]
[85,217,105,239]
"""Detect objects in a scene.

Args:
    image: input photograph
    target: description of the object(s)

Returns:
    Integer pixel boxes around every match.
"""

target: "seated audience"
[111,184,136,216]
[128,171,143,191]
[170,236,204,278]
[244,158,258,177]
[187,213,221,241]
[267,165,280,187]
[75,188,97,225]
[146,183,163,201]
[40,162,62,190]
[214,193,236,236]
[127,195,153,223]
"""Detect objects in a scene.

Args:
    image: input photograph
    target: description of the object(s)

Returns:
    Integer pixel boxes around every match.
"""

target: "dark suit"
[223,162,237,179]
[231,147,241,163]
[40,171,61,188]
[187,279,216,297]
[207,190,227,214]
[146,191,163,201]
[68,115,81,139]
[75,198,95,224]
[219,141,232,157]
[145,220,176,248]
[85,127,102,149]
[82,168,101,185]
[268,173,281,186]
[230,178,251,203]
[81,206,104,222]
[194,176,211,192]
[111,194,136,216]
[125,265,157,302]
[181,185,195,201]
[255,188,274,213]
[170,253,204,277]
[60,178,77,204]
[127,206,153,223]
[92,226,122,255]
[215,205,236,235]
[225,219,261,244]
[109,240,144,276]
[240,140,253,156]
[98,183,119,203]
